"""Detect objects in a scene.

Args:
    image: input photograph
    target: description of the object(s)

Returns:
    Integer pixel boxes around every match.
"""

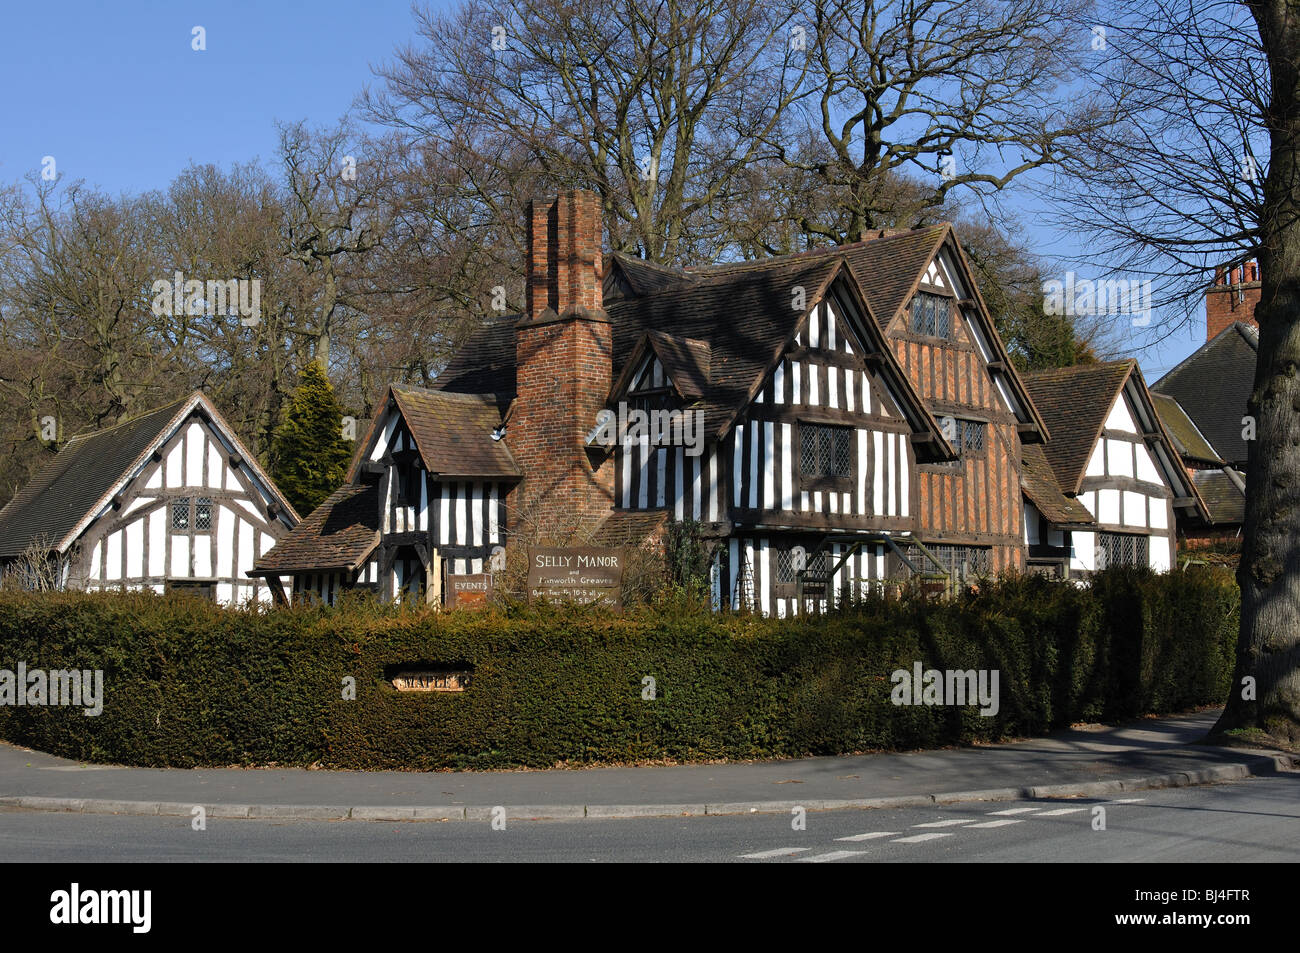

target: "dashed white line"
[892,832,954,844]
[1036,807,1090,816]
[835,831,901,842]
[739,847,811,859]
[966,819,1024,828]
[987,807,1041,815]
[798,850,868,863]
[912,818,976,828]
[1111,798,1146,803]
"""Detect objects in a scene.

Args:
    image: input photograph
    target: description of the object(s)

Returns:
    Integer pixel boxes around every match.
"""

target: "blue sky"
[0,0,1209,380]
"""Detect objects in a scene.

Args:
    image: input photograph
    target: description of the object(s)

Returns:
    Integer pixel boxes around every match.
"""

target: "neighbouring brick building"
[1147,281,1260,550]
[256,190,1215,610]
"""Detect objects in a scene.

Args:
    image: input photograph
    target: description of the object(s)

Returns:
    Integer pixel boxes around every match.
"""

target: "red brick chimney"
[509,191,615,538]
[1205,260,1260,340]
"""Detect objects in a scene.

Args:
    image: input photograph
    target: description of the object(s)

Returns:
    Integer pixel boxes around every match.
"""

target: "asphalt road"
[0,774,1295,863]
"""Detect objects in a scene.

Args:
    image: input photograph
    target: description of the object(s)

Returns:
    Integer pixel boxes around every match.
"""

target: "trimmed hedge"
[0,567,1238,769]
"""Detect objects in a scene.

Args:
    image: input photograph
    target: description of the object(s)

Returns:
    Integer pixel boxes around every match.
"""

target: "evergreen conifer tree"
[270,361,352,516]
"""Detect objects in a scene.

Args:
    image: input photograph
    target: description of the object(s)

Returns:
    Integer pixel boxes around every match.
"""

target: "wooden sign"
[391,670,471,693]
[527,546,625,608]
[447,572,492,609]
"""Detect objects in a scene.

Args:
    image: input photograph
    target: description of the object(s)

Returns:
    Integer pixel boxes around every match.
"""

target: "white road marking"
[740,847,811,859]
[912,818,976,828]
[967,819,1024,828]
[892,832,954,844]
[798,850,868,863]
[1111,798,1146,803]
[987,807,1041,815]
[1036,807,1090,816]
[836,832,901,842]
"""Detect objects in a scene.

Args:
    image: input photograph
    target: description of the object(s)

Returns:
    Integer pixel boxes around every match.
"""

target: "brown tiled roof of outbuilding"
[253,483,379,573]
[1021,444,1094,525]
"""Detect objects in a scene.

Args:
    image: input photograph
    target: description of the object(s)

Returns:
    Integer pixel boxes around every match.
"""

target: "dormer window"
[910,291,954,340]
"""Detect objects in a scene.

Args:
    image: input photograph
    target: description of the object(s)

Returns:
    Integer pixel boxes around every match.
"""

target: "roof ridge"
[62,393,196,445]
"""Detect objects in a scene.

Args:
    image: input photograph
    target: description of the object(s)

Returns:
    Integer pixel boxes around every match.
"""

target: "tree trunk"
[1214,0,1300,744]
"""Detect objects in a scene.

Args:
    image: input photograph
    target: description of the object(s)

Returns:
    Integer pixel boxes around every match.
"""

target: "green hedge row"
[0,567,1238,769]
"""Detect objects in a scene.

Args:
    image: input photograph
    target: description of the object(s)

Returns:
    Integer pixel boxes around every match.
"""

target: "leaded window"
[897,543,991,581]
[910,291,954,340]
[195,497,212,531]
[956,419,986,454]
[800,424,853,480]
[1097,532,1148,568]
[171,497,191,530]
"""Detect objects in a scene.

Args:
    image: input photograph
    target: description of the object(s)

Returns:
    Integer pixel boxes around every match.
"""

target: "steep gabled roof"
[1151,321,1257,466]
[0,392,297,559]
[252,483,379,574]
[674,225,1048,441]
[433,223,1035,454]
[346,384,521,484]
[1021,443,1094,526]
[1024,360,1209,522]
[1024,362,1134,494]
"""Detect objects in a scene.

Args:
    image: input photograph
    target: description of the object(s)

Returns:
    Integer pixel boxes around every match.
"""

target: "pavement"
[0,709,1293,822]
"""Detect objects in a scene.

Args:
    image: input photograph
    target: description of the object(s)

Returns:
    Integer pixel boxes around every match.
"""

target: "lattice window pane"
[195,497,212,531]
[832,427,852,476]
[171,498,191,530]
[964,421,986,452]
[1099,532,1148,568]
[776,549,796,583]
[800,428,818,476]
[911,292,955,339]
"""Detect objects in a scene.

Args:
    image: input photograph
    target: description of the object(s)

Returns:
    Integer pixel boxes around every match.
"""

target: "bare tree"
[279,119,385,369]
[1059,0,1298,745]
[362,0,809,267]
[775,0,1099,244]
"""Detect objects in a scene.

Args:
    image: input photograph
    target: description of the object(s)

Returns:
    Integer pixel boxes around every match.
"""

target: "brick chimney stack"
[1205,260,1261,340]
[510,190,615,539]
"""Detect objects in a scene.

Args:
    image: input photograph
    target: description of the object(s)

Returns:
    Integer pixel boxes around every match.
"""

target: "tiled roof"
[0,392,296,559]
[606,253,696,298]
[1023,361,1135,494]
[591,509,669,546]
[437,241,963,455]
[0,398,192,558]
[1021,443,1094,525]
[253,483,379,573]
[645,332,710,399]
[433,315,518,400]
[389,385,520,478]
[1151,393,1223,465]
[1152,322,1257,467]
[1193,468,1246,525]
